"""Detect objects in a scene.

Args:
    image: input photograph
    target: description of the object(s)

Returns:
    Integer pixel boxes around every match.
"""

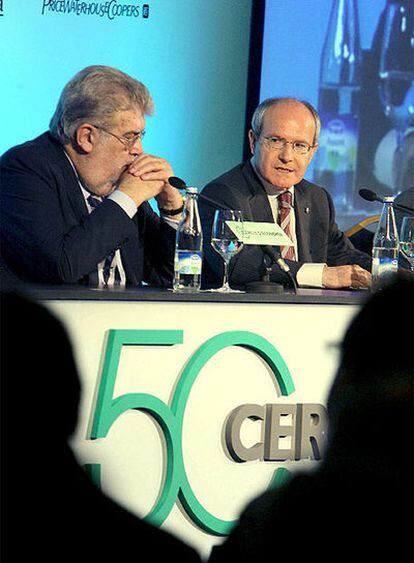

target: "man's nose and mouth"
[274,155,295,174]
[274,147,295,174]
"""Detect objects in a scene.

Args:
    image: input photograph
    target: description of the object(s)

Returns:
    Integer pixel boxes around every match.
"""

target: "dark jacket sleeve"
[323,188,372,271]
[138,203,176,286]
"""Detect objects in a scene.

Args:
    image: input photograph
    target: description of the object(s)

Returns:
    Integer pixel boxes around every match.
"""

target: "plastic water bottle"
[314,0,361,214]
[372,196,399,289]
[173,187,203,292]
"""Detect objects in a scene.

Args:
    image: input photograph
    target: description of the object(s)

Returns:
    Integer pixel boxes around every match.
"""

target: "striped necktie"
[277,191,295,260]
[87,195,119,285]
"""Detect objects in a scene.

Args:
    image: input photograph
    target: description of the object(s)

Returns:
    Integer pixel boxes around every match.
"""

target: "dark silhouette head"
[326,277,414,475]
[0,292,202,562]
[1,291,81,444]
[206,278,413,563]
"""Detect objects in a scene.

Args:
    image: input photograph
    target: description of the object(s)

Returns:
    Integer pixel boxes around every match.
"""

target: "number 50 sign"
[88,329,295,536]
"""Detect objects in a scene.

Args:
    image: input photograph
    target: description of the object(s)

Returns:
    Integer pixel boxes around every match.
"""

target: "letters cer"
[225,403,328,463]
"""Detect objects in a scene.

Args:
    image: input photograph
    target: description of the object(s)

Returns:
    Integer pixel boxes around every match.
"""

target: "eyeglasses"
[92,124,145,150]
[260,135,315,155]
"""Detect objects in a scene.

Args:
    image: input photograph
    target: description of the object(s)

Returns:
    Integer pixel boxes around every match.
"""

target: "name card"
[226,221,293,246]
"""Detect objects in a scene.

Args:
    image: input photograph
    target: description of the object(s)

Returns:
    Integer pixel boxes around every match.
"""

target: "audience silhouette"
[0,292,201,562]
[208,277,414,562]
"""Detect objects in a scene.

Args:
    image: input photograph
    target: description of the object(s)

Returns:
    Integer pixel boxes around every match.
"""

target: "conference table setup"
[2,0,413,560]
[18,282,368,557]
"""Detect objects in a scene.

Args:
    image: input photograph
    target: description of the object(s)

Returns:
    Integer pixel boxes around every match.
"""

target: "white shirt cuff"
[108,190,137,219]
[296,263,326,288]
[161,216,180,230]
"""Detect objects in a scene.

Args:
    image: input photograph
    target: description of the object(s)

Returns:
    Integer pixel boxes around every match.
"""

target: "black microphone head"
[359,188,379,202]
[168,176,187,190]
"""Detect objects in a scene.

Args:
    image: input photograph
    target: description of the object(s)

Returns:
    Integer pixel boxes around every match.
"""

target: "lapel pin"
[304,207,310,214]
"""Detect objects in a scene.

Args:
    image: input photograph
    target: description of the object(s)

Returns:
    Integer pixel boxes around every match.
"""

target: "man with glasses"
[199,97,372,290]
[0,65,184,286]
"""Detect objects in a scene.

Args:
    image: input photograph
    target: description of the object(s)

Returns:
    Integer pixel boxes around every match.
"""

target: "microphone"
[359,188,414,215]
[169,176,227,210]
[358,188,382,203]
[168,176,187,190]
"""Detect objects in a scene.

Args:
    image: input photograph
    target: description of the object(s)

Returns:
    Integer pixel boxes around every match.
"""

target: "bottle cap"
[185,187,198,194]
[383,196,395,202]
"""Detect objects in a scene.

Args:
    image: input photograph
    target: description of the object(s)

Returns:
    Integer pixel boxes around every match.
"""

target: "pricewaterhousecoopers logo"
[41,0,150,20]
[87,329,328,536]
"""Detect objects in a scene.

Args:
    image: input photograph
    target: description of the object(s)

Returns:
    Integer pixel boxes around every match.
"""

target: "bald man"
[200,97,372,290]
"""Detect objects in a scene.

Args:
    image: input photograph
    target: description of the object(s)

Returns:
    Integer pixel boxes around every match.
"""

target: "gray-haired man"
[0,65,184,285]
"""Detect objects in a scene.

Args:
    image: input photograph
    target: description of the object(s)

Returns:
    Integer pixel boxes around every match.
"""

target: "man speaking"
[0,65,184,286]
[200,98,372,290]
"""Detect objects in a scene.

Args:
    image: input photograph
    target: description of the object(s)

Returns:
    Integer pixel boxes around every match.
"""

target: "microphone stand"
[390,202,414,215]
[245,246,298,294]
[245,254,285,293]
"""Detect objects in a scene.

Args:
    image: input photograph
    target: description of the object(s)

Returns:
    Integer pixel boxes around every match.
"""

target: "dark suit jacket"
[1,292,202,562]
[0,132,176,285]
[199,162,371,288]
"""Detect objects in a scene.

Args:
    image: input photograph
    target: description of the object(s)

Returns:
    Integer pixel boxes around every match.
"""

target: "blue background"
[259,0,414,229]
[0,0,253,189]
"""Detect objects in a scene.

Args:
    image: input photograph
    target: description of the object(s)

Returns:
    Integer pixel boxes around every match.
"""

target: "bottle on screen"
[314,0,361,215]
[377,0,414,193]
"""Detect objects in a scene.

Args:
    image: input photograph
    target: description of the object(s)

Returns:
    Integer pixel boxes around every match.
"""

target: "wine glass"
[378,1,414,192]
[399,216,414,271]
[210,209,244,292]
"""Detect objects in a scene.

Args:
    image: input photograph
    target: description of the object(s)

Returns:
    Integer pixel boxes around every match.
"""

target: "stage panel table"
[24,285,367,559]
